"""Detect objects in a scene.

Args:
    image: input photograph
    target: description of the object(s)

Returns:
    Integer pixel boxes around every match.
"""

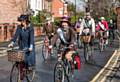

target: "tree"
[67,3,76,16]
[88,0,120,19]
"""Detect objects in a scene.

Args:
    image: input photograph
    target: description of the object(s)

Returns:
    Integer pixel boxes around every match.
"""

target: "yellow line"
[101,50,120,82]
[90,50,117,82]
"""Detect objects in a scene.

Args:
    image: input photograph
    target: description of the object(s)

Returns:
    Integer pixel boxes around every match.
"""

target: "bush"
[30,11,47,26]
[54,17,61,26]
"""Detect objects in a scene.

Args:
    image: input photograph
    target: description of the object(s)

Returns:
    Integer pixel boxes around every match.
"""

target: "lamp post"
[63,0,68,16]
[85,0,89,12]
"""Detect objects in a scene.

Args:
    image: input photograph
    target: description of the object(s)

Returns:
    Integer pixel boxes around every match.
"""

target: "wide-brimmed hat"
[18,14,29,21]
[60,16,71,23]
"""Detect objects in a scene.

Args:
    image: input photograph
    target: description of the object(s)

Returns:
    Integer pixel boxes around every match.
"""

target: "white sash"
[99,22,106,30]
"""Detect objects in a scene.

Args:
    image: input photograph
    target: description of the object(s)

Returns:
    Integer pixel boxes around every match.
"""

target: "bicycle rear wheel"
[10,63,19,82]
[54,61,69,82]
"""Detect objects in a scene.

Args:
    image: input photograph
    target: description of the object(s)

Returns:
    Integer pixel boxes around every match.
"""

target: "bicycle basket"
[81,35,91,43]
[7,50,25,62]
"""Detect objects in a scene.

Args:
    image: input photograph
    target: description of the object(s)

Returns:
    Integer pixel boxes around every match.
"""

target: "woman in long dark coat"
[8,14,36,68]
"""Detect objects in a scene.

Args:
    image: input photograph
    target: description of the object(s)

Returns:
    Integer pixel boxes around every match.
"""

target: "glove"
[29,48,33,51]
[51,33,54,36]
[29,44,33,51]
[8,42,14,48]
[79,32,82,36]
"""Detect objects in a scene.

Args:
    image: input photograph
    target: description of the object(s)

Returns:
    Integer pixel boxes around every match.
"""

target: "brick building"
[51,0,68,17]
[0,0,42,42]
[0,0,27,23]
[43,0,68,18]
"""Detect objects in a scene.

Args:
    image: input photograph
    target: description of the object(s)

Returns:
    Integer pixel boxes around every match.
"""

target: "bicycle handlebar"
[7,47,30,53]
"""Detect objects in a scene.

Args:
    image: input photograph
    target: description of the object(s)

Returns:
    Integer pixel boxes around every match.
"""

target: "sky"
[66,0,86,11]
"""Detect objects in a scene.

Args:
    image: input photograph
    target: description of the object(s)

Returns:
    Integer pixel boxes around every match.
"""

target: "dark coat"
[12,24,35,66]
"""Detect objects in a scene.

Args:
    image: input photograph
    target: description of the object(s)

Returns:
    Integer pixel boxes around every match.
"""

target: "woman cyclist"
[8,14,36,69]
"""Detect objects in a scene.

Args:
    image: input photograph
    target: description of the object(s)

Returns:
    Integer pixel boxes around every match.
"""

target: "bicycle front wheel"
[99,39,104,52]
[26,69,35,82]
[84,43,91,63]
[10,63,19,82]
[54,61,69,82]
[42,44,50,61]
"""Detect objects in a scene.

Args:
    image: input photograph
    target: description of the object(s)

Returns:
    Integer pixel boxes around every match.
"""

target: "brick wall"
[0,0,27,23]
[0,24,42,42]
[52,0,64,17]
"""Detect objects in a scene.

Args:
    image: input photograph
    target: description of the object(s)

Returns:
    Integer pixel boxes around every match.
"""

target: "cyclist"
[108,19,115,40]
[96,17,109,45]
[79,12,95,47]
[74,17,82,47]
[53,16,76,61]
[43,17,56,46]
[8,14,36,69]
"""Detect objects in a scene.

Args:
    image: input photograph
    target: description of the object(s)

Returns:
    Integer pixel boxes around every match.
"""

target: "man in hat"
[56,16,76,46]
[52,16,76,61]
[43,17,56,45]
[79,12,95,36]
[79,12,95,44]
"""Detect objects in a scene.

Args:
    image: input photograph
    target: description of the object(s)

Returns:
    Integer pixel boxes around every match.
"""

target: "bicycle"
[7,48,35,82]
[81,34,92,63]
[42,36,60,61]
[98,31,108,52]
[54,45,81,82]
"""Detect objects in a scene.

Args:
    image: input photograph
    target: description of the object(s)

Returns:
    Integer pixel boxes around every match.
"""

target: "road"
[0,39,119,82]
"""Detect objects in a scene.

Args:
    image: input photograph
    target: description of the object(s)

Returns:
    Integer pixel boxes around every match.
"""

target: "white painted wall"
[29,0,43,15]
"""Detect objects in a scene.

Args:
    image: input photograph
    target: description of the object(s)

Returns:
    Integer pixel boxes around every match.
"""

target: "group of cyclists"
[7,12,117,81]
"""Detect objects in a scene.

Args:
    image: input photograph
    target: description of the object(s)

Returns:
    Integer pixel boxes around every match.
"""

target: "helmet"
[18,14,29,21]
[78,17,82,22]
[100,17,105,20]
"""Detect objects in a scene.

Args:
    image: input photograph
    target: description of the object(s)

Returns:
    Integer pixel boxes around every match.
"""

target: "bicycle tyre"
[42,44,50,61]
[26,69,35,82]
[99,38,104,52]
[54,61,69,82]
[10,63,19,82]
[84,43,91,63]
